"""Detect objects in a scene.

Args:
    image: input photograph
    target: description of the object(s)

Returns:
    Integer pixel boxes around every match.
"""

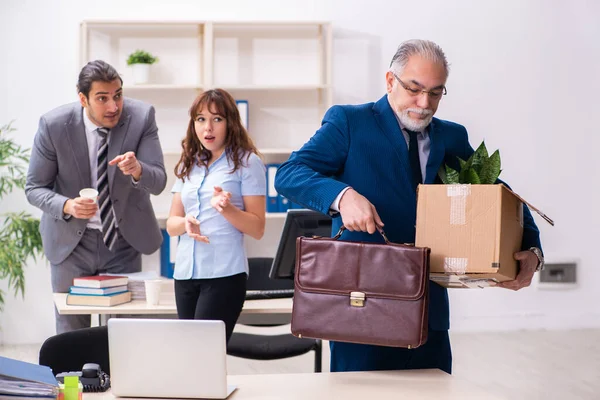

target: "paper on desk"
[100,271,162,281]
[100,272,172,300]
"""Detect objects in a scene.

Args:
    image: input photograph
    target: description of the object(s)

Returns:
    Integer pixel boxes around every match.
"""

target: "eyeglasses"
[392,73,447,99]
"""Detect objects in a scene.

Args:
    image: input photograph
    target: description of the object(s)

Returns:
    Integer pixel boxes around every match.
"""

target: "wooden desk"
[86,370,503,399]
[53,293,292,318]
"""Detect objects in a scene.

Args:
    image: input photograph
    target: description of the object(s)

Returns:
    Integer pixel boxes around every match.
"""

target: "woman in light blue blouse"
[166,89,266,343]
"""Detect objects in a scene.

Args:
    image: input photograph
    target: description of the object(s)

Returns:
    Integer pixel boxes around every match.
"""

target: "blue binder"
[279,195,290,212]
[0,356,58,397]
[265,163,280,213]
[160,229,176,279]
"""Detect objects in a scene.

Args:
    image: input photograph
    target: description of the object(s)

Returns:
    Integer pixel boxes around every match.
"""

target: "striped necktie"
[96,127,118,252]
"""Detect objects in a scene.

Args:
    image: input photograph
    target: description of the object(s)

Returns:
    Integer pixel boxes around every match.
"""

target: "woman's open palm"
[185,214,209,243]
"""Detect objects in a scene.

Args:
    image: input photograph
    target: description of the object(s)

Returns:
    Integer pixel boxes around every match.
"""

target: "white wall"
[1,0,599,344]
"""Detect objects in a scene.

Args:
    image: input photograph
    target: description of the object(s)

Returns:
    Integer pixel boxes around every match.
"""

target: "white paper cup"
[145,279,163,306]
[79,188,99,203]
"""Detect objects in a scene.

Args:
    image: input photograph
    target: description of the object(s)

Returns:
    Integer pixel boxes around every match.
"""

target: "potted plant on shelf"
[126,50,159,85]
[0,122,43,311]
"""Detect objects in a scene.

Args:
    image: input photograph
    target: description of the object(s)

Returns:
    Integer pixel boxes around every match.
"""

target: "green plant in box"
[439,141,501,184]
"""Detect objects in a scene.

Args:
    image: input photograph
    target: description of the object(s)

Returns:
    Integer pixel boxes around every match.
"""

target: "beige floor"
[2,328,599,399]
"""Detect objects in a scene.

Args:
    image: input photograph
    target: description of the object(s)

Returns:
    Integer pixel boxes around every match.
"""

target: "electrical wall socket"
[538,262,577,290]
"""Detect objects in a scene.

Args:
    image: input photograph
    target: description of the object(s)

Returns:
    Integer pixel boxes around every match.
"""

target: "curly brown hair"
[175,89,260,179]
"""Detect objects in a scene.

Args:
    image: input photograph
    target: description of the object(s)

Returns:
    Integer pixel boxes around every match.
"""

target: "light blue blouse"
[171,151,266,280]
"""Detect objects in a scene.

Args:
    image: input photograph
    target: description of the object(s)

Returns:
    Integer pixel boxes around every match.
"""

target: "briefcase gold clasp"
[350,291,365,307]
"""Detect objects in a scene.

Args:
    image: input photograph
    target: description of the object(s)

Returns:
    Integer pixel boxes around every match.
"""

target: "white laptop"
[108,319,236,399]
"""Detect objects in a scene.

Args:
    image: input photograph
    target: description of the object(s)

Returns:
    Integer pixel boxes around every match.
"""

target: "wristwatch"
[529,247,545,272]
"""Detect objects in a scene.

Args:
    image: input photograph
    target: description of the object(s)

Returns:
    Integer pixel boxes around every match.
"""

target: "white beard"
[398,108,433,131]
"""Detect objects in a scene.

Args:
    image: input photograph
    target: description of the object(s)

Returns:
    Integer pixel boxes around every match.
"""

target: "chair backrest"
[39,326,110,375]
[246,257,294,291]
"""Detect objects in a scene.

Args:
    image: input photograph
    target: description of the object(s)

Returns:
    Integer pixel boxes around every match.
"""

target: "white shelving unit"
[80,20,333,258]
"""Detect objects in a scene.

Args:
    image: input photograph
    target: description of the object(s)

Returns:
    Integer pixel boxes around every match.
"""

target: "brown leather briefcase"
[291,226,430,349]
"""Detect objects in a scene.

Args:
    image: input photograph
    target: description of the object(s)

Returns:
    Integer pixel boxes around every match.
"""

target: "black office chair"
[39,326,110,375]
[227,257,322,373]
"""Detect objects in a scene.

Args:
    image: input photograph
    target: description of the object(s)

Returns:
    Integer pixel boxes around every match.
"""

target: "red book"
[72,275,129,288]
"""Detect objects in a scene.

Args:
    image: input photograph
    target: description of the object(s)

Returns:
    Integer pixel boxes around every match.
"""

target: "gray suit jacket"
[25,98,167,265]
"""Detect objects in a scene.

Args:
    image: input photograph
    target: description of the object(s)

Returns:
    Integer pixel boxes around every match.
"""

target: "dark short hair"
[77,60,123,98]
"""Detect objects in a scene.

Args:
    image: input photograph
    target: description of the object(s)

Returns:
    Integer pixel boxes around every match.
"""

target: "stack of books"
[66,275,132,306]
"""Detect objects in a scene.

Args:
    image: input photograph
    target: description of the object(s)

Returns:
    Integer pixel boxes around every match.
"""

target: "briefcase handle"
[332,225,391,244]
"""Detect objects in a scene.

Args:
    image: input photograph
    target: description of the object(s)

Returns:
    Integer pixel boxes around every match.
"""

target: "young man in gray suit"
[25,60,167,334]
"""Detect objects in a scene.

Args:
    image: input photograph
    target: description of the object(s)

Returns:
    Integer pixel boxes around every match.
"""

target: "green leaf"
[463,168,481,184]
[438,164,448,184]
[458,153,475,183]
[479,150,502,184]
[126,50,159,65]
[471,141,488,175]
[445,165,460,184]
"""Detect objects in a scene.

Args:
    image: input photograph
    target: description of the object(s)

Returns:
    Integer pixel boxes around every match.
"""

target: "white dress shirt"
[82,109,105,230]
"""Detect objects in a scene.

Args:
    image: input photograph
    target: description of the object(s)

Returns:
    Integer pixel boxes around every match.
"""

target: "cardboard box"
[415,184,524,289]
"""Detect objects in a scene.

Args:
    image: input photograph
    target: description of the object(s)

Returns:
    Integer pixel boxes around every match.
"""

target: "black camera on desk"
[56,363,110,392]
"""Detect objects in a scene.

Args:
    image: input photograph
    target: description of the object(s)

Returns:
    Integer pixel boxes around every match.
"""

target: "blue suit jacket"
[275,95,541,331]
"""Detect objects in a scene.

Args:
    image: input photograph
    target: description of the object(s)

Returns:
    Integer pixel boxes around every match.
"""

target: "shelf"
[124,84,202,90]
[217,85,330,91]
[81,20,331,261]
[123,84,328,92]
[259,148,295,155]
[163,149,293,158]
[213,22,326,39]
[155,212,286,222]
[83,21,203,38]
[213,21,329,27]
[122,84,327,91]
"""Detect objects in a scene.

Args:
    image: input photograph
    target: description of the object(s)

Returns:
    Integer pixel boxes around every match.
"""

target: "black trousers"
[174,273,247,343]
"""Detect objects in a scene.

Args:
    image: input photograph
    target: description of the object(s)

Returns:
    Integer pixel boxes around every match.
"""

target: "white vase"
[131,63,150,85]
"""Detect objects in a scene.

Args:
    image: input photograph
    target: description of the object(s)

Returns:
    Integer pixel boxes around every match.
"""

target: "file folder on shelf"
[266,163,280,213]
[279,195,290,212]
[235,100,249,130]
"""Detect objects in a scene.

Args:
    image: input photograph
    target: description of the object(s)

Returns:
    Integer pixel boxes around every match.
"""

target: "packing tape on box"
[444,257,468,274]
[447,184,471,225]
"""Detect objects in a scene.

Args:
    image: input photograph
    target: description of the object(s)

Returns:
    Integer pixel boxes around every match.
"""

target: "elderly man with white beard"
[274,39,543,374]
